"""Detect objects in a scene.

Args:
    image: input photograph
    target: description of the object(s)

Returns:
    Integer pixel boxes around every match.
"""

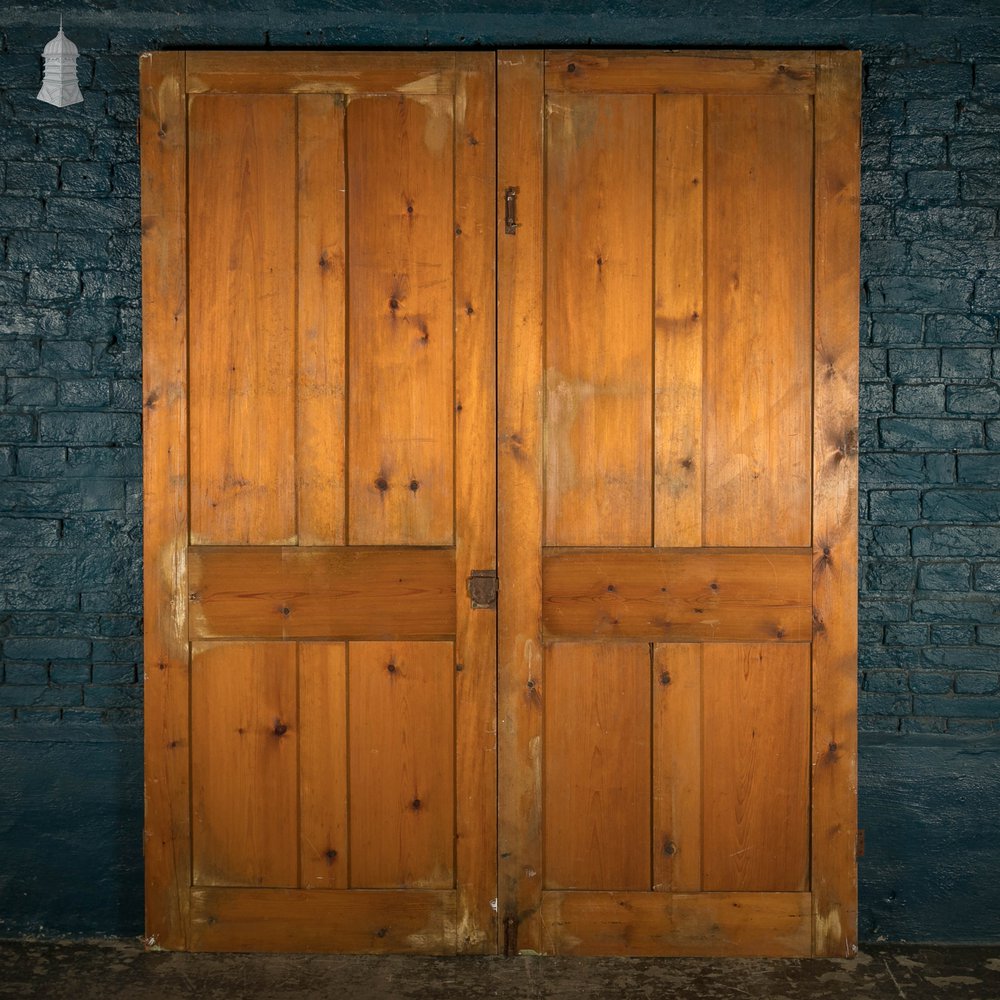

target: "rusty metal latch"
[504,187,520,235]
[467,569,498,610]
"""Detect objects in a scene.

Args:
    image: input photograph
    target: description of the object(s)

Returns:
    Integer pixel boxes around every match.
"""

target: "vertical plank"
[544,643,651,890]
[140,50,190,950]
[188,95,297,545]
[347,94,455,545]
[544,94,654,546]
[297,94,347,546]
[453,52,498,955]
[652,643,702,892]
[191,642,298,888]
[704,95,813,547]
[812,50,861,960]
[299,643,348,889]
[348,641,455,889]
[497,49,545,953]
[702,644,810,892]
[654,95,704,547]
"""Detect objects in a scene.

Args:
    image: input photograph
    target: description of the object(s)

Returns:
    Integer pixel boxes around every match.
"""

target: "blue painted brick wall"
[2,0,1000,941]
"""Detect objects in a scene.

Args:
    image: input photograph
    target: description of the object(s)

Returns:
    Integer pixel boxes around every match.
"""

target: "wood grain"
[188,94,297,545]
[539,891,812,957]
[811,50,861,959]
[348,641,455,889]
[652,644,701,892]
[497,49,546,954]
[188,546,456,640]
[140,50,190,951]
[191,642,298,888]
[544,643,651,890]
[297,94,347,545]
[702,643,810,892]
[545,50,816,95]
[704,94,813,547]
[190,888,457,953]
[187,51,457,96]
[452,51,498,955]
[347,95,454,545]
[654,94,704,546]
[544,93,653,546]
[299,643,348,889]
[542,548,812,642]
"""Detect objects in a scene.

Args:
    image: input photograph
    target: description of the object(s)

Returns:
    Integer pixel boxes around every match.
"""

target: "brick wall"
[1,0,1000,941]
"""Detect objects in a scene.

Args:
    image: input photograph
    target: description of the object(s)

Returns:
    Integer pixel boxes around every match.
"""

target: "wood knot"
[375,927,388,938]
[272,721,288,737]
[386,662,396,674]
[828,741,838,753]
[567,62,576,72]
[389,297,399,311]
[324,848,338,863]
[409,479,420,492]
[455,226,462,236]
[375,477,389,492]
[411,798,422,810]
[465,303,475,316]
[607,583,616,592]
[526,679,535,689]
[662,840,677,856]
[279,606,291,617]
[659,672,671,686]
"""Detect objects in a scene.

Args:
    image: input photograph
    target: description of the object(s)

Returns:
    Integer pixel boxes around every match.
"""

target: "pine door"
[143,48,859,958]
[141,51,497,953]
[497,50,860,958]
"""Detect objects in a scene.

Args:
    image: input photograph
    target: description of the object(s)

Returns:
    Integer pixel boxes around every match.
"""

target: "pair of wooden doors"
[141,48,859,958]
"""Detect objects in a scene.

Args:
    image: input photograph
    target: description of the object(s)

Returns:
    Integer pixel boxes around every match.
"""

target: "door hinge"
[467,569,498,610]
[856,828,865,858]
[504,186,520,235]
[503,914,518,957]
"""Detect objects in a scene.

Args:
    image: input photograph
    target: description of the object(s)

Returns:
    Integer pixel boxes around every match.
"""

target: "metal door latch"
[504,187,520,235]
[467,569,498,610]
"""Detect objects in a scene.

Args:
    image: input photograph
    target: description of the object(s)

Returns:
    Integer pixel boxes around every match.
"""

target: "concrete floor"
[1,941,999,999]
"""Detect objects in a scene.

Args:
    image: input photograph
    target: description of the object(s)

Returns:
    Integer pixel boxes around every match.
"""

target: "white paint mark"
[882,957,907,999]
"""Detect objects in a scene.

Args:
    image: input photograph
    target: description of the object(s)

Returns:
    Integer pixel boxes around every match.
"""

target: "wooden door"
[497,50,860,958]
[141,51,496,953]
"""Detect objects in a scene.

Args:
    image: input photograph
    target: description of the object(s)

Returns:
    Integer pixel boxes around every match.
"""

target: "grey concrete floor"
[1,940,999,999]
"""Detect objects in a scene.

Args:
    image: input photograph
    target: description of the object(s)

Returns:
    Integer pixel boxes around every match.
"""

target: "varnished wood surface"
[544,93,653,546]
[544,643,651,890]
[652,644,702,893]
[348,642,455,889]
[654,94,704,546]
[140,50,191,951]
[542,548,813,642]
[191,642,298,888]
[299,643,349,889]
[297,94,347,546]
[811,50,862,959]
[702,644,811,892]
[545,50,816,94]
[539,891,813,957]
[497,49,547,955]
[190,888,458,953]
[188,546,456,640]
[452,51,499,954]
[704,94,813,546]
[187,51,458,95]
[347,94,455,545]
[188,94,297,545]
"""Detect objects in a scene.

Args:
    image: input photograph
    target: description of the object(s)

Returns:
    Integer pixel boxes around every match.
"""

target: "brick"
[925,314,996,344]
[49,664,91,685]
[860,692,912,715]
[931,625,975,644]
[91,664,137,684]
[0,686,61,708]
[0,415,37,443]
[865,525,911,556]
[923,646,998,669]
[862,240,910,274]
[3,637,91,661]
[862,169,904,204]
[864,556,914,592]
[923,489,1000,521]
[949,136,1000,168]
[947,384,1000,414]
[15,447,67,478]
[6,232,58,268]
[0,196,44,228]
[111,163,141,197]
[894,384,945,414]
[80,479,125,512]
[83,684,141,709]
[890,136,947,167]
[59,162,112,194]
[959,102,1000,132]
[975,563,1000,591]
[861,347,888,379]
[859,599,911,622]
[869,490,921,522]
[861,382,893,412]
[869,275,972,311]
[870,312,922,345]
[37,127,92,160]
[908,671,955,694]
[925,453,956,482]
[912,598,1000,622]
[941,347,992,378]
[0,272,27,304]
[888,348,940,379]
[46,196,139,231]
[861,452,925,484]
[880,417,982,450]
[976,277,1000,310]
[886,63,972,97]
[66,447,141,477]
[0,340,41,372]
[40,340,92,374]
[911,240,1000,275]
[962,170,1000,201]
[918,562,971,590]
[897,206,997,238]
[6,377,57,407]
[884,623,928,646]
[3,664,49,685]
[955,672,1000,694]
[82,270,140,301]
[958,454,1000,483]
[59,379,112,408]
[862,671,908,693]
[27,269,81,302]
[39,412,141,445]
[906,100,958,134]
[913,694,1000,718]
[914,525,1000,556]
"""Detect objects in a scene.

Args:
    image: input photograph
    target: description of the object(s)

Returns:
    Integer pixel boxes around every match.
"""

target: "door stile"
[140,50,191,950]
[497,49,546,954]
[811,50,861,959]
[453,50,499,954]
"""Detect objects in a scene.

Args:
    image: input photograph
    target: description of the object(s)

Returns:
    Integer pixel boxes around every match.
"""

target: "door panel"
[498,49,859,959]
[142,51,496,954]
